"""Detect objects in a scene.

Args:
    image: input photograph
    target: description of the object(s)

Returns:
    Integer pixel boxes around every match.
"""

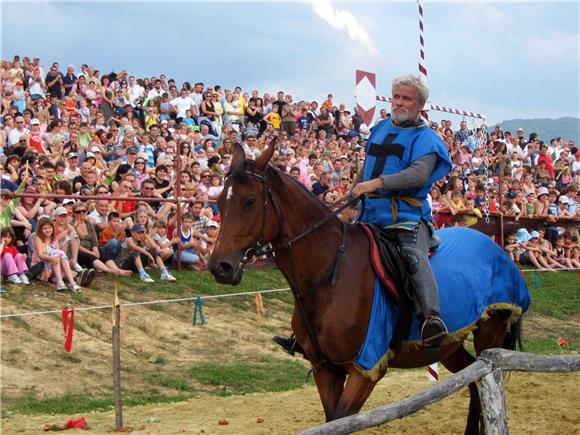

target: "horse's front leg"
[332,368,382,420]
[313,366,346,422]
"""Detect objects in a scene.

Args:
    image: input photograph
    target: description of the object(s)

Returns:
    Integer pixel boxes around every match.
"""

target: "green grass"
[8,391,190,415]
[5,356,309,415]
[146,374,196,392]
[190,355,311,396]
[522,269,580,318]
[522,336,579,355]
[114,267,292,303]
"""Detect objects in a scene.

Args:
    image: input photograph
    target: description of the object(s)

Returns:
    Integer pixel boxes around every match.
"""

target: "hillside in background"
[492,117,579,144]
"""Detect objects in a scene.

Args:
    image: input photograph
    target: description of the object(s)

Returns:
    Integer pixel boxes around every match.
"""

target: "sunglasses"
[74,209,87,214]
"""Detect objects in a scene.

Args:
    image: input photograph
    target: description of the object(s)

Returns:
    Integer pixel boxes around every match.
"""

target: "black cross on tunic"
[367,133,405,179]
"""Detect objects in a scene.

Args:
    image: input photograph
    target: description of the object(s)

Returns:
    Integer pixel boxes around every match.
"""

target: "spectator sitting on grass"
[0,226,30,285]
[114,223,175,283]
[31,216,81,292]
[151,220,174,262]
[98,211,126,259]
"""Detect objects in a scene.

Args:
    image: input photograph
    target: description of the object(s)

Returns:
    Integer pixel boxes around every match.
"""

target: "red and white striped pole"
[417,0,429,122]
[420,0,439,381]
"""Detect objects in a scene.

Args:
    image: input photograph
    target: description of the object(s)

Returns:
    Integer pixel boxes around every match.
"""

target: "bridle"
[234,167,356,266]
[227,165,357,369]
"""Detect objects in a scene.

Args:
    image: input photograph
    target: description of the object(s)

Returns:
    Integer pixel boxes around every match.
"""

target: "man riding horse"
[274,74,452,356]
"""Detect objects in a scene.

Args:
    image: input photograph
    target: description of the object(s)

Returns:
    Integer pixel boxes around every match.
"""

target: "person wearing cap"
[556,195,573,219]
[534,186,550,218]
[350,74,452,356]
[198,220,220,259]
[64,152,81,179]
[53,205,89,278]
[114,223,175,283]
[12,80,26,113]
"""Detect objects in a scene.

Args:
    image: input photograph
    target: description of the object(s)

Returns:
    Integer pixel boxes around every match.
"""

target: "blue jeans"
[99,239,122,260]
[174,249,199,264]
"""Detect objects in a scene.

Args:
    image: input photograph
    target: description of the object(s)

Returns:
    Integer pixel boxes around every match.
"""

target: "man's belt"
[367,193,426,222]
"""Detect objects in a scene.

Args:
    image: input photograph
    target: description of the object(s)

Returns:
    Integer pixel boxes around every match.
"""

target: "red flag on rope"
[61,306,75,352]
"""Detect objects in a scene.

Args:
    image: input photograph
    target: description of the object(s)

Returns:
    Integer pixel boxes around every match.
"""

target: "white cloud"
[306,0,381,57]
[457,2,507,29]
[526,33,579,61]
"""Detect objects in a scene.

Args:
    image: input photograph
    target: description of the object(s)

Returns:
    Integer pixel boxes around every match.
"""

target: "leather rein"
[236,168,357,370]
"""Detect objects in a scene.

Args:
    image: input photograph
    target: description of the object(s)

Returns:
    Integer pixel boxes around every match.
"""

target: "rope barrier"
[0,287,291,319]
[520,267,580,273]
[2,264,578,320]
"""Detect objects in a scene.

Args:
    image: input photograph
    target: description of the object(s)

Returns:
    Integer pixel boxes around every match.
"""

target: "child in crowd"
[198,220,219,260]
[0,227,30,285]
[151,220,174,262]
[114,223,176,283]
[98,211,126,258]
[32,216,81,292]
[563,233,580,264]
[554,235,580,269]
[504,232,521,263]
[173,212,206,269]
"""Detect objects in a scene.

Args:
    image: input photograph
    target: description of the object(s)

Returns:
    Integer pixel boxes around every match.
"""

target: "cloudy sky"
[2,1,578,125]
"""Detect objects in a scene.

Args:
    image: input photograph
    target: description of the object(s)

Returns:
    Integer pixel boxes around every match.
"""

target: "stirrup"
[421,316,448,357]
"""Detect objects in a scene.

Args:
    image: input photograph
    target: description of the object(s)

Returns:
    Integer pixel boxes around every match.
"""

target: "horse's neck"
[272,178,343,291]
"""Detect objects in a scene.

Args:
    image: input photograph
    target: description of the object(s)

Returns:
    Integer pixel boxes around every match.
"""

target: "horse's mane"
[227,159,332,213]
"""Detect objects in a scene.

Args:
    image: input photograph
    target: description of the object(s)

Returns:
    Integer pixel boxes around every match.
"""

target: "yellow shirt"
[265,112,281,129]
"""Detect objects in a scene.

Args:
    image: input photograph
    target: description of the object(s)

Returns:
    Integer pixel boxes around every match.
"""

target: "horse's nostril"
[209,261,233,280]
[218,262,233,277]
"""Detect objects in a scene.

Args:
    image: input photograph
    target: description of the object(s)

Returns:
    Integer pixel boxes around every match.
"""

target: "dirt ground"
[1,279,579,434]
[1,369,579,434]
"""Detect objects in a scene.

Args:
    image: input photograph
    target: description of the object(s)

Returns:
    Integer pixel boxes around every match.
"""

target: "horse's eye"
[244,197,256,209]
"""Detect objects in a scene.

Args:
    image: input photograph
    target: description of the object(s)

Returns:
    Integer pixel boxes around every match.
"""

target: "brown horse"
[209,140,527,434]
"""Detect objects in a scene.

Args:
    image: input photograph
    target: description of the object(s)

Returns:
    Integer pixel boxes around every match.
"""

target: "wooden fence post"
[477,367,508,435]
[112,284,123,431]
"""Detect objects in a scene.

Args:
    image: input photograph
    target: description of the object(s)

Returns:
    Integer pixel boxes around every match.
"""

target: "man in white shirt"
[8,115,29,146]
[191,82,204,112]
[64,152,81,179]
[128,76,144,107]
[147,79,164,99]
[170,89,196,119]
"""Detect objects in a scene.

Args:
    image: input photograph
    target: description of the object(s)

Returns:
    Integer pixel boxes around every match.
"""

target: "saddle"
[360,223,439,350]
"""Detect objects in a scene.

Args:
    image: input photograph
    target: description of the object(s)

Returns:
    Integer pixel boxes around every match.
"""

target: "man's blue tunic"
[362,119,452,230]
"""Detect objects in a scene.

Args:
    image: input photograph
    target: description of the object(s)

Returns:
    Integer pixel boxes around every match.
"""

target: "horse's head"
[208,138,280,285]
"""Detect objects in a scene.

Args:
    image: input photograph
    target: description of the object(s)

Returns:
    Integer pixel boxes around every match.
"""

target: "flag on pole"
[355,70,377,127]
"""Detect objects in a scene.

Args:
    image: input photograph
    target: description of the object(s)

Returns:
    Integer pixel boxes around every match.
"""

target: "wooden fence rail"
[299,349,580,435]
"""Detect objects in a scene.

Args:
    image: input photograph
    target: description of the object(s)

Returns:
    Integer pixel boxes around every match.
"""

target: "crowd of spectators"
[0,55,579,292]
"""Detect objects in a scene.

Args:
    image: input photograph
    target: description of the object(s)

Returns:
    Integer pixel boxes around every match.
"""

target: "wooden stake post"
[112,282,123,431]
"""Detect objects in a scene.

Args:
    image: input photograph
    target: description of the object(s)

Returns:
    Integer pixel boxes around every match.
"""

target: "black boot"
[421,316,448,358]
[272,335,304,356]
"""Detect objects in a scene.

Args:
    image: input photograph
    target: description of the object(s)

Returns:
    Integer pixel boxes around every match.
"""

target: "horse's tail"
[503,315,524,352]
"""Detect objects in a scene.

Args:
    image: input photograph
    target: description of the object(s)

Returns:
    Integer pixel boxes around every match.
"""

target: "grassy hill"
[492,117,579,143]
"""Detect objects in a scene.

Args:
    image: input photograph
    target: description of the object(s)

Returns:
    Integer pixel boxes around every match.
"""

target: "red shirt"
[30,132,43,153]
[1,244,20,258]
[537,154,554,179]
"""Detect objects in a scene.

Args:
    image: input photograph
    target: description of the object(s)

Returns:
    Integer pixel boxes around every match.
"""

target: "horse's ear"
[255,136,277,171]
[231,142,246,169]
